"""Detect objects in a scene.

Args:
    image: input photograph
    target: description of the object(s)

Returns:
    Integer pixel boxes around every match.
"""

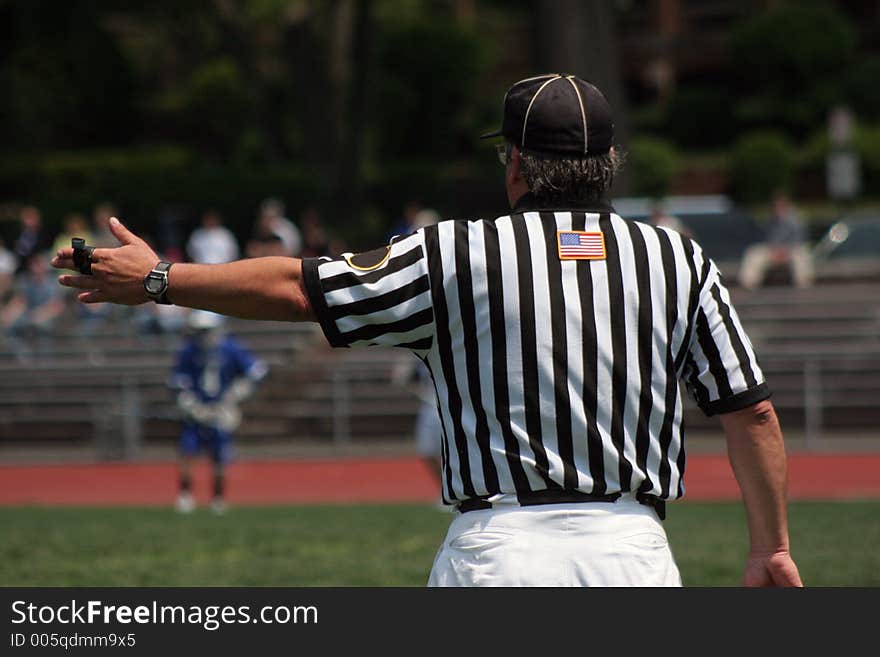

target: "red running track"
[0,454,878,506]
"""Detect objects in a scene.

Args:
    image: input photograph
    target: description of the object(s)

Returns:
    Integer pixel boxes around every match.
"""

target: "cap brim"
[479,128,503,140]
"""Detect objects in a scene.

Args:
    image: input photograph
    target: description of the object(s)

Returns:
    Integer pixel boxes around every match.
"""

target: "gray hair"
[515,144,625,205]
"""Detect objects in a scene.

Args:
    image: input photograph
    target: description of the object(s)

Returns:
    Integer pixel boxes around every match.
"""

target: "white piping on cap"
[521,75,562,149]
[515,73,559,85]
[565,75,589,155]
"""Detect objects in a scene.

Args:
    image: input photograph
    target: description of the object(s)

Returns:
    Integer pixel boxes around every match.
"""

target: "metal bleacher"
[0,315,419,458]
[717,283,880,445]
[1,281,879,460]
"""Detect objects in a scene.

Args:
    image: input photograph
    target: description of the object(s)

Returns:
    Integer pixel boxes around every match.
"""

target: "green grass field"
[1,501,878,586]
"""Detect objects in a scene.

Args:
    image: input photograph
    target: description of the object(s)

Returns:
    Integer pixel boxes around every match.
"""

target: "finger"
[51,249,76,270]
[108,216,142,246]
[79,291,110,304]
[89,247,108,264]
[59,274,99,290]
[52,256,77,271]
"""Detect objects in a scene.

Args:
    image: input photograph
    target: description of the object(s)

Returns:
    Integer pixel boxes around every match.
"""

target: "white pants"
[427,499,682,587]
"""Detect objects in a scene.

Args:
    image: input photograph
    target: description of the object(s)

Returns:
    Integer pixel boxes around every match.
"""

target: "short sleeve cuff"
[301,257,348,348]
[702,383,771,417]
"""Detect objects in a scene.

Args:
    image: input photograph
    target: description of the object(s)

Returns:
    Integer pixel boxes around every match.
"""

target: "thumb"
[108,217,142,246]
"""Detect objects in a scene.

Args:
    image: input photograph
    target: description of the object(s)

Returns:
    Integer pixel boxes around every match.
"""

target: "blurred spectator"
[12,206,50,274]
[156,206,186,263]
[1,253,65,342]
[739,191,814,290]
[648,202,693,239]
[245,214,288,258]
[387,199,422,241]
[412,208,441,231]
[299,206,332,258]
[186,209,240,264]
[256,197,301,256]
[92,202,119,247]
[0,237,17,303]
[51,212,94,256]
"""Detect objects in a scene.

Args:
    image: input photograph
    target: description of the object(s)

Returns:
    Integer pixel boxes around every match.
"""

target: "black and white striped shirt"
[302,196,770,506]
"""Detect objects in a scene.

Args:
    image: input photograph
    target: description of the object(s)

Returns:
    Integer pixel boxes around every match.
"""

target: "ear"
[506,145,522,188]
[505,145,531,208]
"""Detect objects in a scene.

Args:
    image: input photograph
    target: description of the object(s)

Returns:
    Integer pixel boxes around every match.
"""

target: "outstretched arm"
[53,217,314,322]
[719,399,802,587]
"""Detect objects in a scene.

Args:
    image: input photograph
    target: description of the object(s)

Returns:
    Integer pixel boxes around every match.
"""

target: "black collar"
[511,192,616,215]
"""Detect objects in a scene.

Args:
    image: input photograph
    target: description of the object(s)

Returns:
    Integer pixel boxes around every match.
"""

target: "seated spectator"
[412,207,441,231]
[1,252,65,340]
[387,199,422,241]
[91,201,119,247]
[255,198,302,257]
[186,209,240,264]
[51,212,94,256]
[648,202,693,239]
[12,205,50,274]
[156,206,187,263]
[0,236,17,303]
[299,206,332,258]
[246,213,288,258]
[739,191,814,290]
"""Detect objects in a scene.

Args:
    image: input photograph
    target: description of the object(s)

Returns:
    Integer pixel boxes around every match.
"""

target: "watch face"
[145,274,164,294]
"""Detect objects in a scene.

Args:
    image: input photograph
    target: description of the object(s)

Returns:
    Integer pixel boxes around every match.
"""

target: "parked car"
[812,214,880,282]
[614,195,765,280]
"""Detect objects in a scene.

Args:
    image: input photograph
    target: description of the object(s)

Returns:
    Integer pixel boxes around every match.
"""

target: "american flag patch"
[557,231,606,260]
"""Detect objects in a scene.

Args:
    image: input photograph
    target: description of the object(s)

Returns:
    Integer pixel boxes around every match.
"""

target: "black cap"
[481,73,614,157]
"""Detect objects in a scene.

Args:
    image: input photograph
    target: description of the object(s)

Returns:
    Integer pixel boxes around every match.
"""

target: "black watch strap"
[155,261,172,305]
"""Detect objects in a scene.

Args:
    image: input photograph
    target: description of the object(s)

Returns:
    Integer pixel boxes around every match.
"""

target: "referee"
[54,73,801,587]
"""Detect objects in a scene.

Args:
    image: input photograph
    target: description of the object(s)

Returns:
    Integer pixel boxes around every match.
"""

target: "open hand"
[52,217,160,305]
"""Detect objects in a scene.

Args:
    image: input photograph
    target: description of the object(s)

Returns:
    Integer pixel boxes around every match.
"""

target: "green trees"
[634,2,879,203]
[629,137,679,199]
[0,1,500,242]
[729,2,858,137]
[0,1,136,152]
[731,132,795,203]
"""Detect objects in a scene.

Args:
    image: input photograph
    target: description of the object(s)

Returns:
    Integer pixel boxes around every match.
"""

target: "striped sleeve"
[685,253,770,416]
[300,232,435,353]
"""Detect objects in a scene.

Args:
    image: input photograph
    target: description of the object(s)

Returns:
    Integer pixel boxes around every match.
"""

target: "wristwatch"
[143,261,173,305]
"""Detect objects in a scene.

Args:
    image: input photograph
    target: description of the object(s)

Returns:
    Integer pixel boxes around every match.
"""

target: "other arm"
[52,218,313,322]
[719,399,802,587]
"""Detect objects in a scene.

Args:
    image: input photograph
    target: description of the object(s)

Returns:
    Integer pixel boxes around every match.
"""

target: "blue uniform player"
[170,310,267,513]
